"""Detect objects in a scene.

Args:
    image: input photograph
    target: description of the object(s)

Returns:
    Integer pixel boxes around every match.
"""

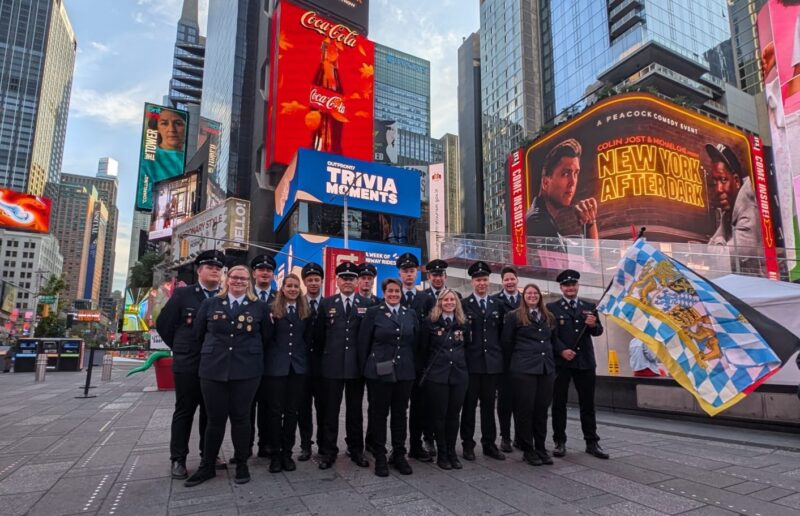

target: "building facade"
[167,0,205,111]
[479,0,545,234]
[437,133,462,234]
[457,32,485,235]
[0,229,63,313]
[729,0,767,95]
[0,0,76,196]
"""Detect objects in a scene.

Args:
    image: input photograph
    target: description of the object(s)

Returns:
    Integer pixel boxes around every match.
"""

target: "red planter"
[153,357,175,391]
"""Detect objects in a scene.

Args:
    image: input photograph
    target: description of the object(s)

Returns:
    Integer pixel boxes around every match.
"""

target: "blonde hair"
[271,274,310,320]
[515,283,554,328]
[429,289,466,325]
[217,265,257,301]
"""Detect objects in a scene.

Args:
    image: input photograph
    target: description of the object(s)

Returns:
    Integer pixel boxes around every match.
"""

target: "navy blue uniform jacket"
[315,294,371,380]
[546,298,603,369]
[264,307,312,376]
[419,316,470,385]
[501,310,564,375]
[156,284,211,374]
[462,294,505,374]
[358,303,418,382]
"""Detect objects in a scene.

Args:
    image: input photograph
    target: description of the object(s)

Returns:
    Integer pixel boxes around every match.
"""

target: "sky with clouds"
[60,0,479,292]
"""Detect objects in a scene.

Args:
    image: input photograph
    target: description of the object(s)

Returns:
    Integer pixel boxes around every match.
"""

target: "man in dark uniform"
[156,249,227,479]
[493,266,520,453]
[357,263,381,304]
[424,259,461,300]
[547,269,608,459]
[316,262,371,469]
[298,262,324,461]
[460,260,506,461]
[397,253,436,461]
[249,254,277,458]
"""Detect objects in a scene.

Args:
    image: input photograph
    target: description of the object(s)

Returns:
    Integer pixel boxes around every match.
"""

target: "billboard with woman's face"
[136,103,189,210]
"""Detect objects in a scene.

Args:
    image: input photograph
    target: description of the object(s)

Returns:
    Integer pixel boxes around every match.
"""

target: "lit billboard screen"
[265,0,375,167]
[758,0,800,280]
[136,103,189,210]
[1,282,17,314]
[0,188,52,233]
[123,281,176,333]
[511,93,779,277]
[273,148,421,230]
[149,172,200,241]
[296,0,370,35]
[198,117,224,210]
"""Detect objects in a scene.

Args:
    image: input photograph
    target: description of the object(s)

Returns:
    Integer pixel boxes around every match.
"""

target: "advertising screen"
[428,163,445,259]
[198,117,224,210]
[512,93,778,277]
[171,198,250,266]
[123,281,176,333]
[273,148,421,230]
[1,282,17,314]
[136,103,189,210]
[758,0,800,280]
[296,0,370,35]
[0,188,52,233]
[266,0,375,167]
[149,172,200,241]
[274,233,421,291]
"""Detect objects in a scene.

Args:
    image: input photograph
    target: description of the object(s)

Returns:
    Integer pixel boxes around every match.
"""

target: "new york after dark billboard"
[136,103,189,210]
[510,93,779,278]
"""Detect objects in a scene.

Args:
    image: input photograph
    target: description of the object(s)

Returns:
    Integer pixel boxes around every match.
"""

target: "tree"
[128,252,165,288]
[35,274,69,337]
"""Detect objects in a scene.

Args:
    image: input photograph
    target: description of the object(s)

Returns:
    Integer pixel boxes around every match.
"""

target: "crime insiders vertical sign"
[508,149,527,265]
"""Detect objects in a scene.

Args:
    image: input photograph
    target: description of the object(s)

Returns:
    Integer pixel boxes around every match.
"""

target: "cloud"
[90,41,112,53]
[133,0,209,34]
[70,87,147,127]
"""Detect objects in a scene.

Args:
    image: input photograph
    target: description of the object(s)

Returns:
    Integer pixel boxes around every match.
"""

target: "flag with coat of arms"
[598,238,799,416]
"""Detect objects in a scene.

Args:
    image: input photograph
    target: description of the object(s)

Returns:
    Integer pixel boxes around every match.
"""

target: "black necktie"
[510,295,516,305]
[531,310,539,323]
[480,299,486,313]
[345,298,352,316]
[444,317,452,329]
[569,300,576,311]
[288,305,295,315]
[310,299,317,313]
[203,289,216,298]
[260,291,268,302]
[392,308,398,319]
[405,291,413,305]
[232,300,240,311]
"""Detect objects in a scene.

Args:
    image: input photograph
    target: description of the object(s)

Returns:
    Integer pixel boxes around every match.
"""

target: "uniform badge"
[454,330,464,342]
[385,312,392,318]
[222,314,227,320]
[238,315,245,322]
[246,325,252,332]
[237,323,243,329]
[357,307,367,314]
[436,329,444,336]
[213,314,219,320]
[246,316,253,323]
[560,319,565,325]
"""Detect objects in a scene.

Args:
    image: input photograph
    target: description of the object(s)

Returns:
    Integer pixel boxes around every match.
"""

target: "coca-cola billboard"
[292,0,370,35]
[266,0,375,167]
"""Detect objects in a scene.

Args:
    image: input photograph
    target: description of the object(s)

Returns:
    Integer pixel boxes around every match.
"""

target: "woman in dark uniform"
[501,283,563,467]
[420,289,470,470]
[185,265,270,487]
[264,273,311,474]
[357,278,419,477]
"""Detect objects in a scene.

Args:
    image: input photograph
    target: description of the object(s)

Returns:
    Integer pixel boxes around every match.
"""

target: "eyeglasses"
[228,276,250,283]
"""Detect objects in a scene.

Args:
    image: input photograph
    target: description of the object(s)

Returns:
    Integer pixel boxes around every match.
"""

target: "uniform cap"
[195,249,225,268]
[426,259,449,274]
[250,254,277,271]
[336,261,359,278]
[358,263,377,277]
[556,269,581,284]
[396,252,419,269]
[301,262,324,279]
[468,261,491,278]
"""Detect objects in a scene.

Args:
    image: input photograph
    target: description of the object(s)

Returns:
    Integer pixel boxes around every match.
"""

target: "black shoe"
[409,447,432,462]
[282,455,296,471]
[462,446,476,461]
[318,456,335,470]
[392,453,413,475]
[553,442,566,457]
[537,450,554,465]
[184,466,215,487]
[257,447,270,458]
[586,443,610,459]
[234,463,250,484]
[298,447,312,462]
[171,460,187,479]
[523,451,543,466]
[512,439,522,450]
[424,439,437,457]
[483,446,506,461]
[214,456,228,470]
[500,438,513,453]
[269,457,282,473]
[228,457,239,465]
[374,455,389,477]
[437,456,452,470]
[448,453,463,470]
[350,452,369,468]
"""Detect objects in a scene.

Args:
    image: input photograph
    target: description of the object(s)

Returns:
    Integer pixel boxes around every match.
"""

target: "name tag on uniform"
[357,307,367,314]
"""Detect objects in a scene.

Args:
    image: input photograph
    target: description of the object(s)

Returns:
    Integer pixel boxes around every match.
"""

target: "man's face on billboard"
[542,157,580,208]
[157,110,186,151]
[710,162,741,211]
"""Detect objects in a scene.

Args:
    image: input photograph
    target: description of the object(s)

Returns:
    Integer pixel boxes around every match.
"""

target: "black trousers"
[298,375,324,450]
[511,372,554,452]
[460,373,499,448]
[366,379,413,457]
[200,377,260,464]
[426,380,467,455]
[319,377,365,458]
[497,373,515,440]
[264,372,307,456]
[552,367,599,445]
[250,377,270,451]
[170,371,207,462]
[408,380,434,449]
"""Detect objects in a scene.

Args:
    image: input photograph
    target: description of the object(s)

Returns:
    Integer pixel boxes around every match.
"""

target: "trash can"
[0,345,13,373]
[14,340,39,372]
[57,340,84,371]
[153,356,175,391]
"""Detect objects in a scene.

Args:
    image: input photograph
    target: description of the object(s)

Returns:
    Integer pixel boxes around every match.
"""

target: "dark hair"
[515,283,555,328]
[381,277,402,292]
[500,266,517,278]
[542,138,581,177]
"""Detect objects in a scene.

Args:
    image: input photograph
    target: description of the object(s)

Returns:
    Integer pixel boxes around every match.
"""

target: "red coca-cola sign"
[265,0,375,167]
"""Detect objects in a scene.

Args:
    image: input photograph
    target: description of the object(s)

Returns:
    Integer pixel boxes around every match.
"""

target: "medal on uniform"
[213,314,219,320]
[560,319,565,325]
[246,324,252,331]
[237,323,243,329]
[238,315,245,322]
[246,316,253,323]
[436,329,443,336]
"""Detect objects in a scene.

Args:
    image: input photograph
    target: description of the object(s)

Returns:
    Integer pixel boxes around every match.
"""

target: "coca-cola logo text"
[310,88,346,115]
[299,11,359,48]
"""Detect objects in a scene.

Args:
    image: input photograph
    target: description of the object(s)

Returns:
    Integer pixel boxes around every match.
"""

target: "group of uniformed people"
[156,248,610,486]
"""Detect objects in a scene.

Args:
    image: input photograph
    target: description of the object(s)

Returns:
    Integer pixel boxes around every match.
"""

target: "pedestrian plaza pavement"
[1,363,799,516]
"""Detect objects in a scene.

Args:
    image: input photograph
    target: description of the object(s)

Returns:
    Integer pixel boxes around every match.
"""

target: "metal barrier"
[34,354,47,383]
[101,354,113,382]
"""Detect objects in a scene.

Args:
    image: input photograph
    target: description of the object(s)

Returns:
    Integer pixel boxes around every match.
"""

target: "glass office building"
[167,0,205,111]
[729,0,767,95]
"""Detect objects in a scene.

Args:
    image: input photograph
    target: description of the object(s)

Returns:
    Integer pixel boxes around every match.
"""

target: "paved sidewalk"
[1,363,799,515]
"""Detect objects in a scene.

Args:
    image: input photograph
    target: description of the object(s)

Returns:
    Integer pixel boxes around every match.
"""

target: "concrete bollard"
[101,353,113,382]
[35,354,47,382]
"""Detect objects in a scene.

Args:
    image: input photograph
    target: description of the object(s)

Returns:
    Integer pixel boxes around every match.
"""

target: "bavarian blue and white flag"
[598,238,797,416]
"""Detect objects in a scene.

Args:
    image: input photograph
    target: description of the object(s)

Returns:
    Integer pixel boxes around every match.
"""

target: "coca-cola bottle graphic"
[308,39,344,154]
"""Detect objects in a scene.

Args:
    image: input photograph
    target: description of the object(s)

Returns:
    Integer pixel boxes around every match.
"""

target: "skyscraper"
[437,133,462,234]
[479,0,545,234]
[0,0,76,196]
[167,0,205,111]
[457,32,485,234]
[729,0,768,95]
